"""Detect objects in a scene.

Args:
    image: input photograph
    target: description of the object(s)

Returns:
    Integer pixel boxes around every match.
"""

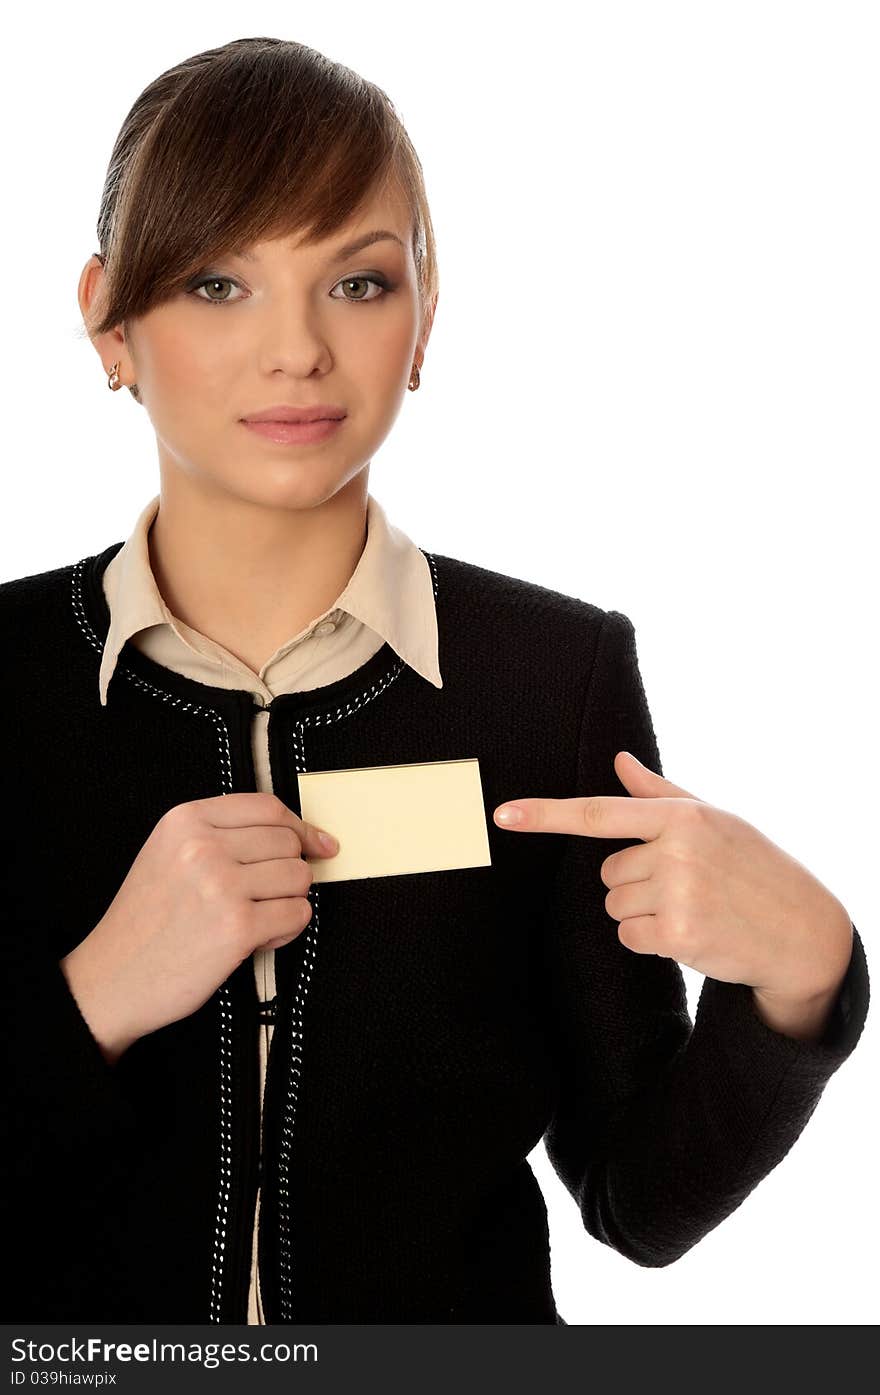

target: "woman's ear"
[77,254,138,398]
[418,290,439,361]
[77,254,108,339]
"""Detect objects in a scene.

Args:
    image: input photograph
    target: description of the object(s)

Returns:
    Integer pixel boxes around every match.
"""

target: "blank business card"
[297,757,492,883]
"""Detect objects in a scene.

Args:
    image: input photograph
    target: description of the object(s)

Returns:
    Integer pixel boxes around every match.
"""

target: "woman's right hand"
[59,792,338,1064]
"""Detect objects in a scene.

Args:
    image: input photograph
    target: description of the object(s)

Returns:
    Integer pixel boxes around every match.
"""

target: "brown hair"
[80,36,439,402]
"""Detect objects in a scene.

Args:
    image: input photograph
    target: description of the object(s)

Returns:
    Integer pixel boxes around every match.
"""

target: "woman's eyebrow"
[231,230,406,264]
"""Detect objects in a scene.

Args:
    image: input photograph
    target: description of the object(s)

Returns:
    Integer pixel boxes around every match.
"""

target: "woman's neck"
[146,468,370,671]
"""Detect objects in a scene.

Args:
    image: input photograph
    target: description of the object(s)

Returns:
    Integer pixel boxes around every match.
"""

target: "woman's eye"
[187,273,392,307]
[329,275,390,304]
[189,276,245,305]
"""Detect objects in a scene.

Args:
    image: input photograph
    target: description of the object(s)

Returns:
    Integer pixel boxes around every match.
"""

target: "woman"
[0,36,868,1325]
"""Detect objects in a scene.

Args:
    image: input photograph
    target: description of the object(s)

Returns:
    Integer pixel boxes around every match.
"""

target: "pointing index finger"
[493,794,667,841]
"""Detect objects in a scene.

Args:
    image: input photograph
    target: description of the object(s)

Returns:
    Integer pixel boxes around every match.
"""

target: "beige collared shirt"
[99,490,443,1323]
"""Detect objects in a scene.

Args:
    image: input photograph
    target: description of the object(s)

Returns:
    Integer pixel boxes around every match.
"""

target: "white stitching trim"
[275,548,439,1321]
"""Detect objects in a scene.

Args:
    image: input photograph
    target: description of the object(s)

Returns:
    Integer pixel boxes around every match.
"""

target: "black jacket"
[0,542,869,1322]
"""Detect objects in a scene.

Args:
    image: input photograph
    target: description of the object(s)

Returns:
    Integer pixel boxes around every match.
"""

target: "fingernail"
[318,831,338,853]
[495,805,524,825]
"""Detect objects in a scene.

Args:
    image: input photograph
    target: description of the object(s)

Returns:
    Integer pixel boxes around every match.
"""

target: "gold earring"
[408,364,421,392]
[107,361,122,391]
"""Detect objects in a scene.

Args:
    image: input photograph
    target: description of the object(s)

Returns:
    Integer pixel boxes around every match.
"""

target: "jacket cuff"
[696,922,869,1086]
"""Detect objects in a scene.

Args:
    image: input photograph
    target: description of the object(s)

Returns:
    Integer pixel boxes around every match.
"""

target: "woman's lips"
[240,417,346,445]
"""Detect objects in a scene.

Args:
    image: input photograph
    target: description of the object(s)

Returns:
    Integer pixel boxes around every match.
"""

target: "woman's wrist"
[59,946,135,1066]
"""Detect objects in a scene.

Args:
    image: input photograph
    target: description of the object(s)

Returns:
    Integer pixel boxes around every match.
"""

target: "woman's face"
[80,179,436,512]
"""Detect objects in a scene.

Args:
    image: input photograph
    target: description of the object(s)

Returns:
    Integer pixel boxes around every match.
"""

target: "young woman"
[0,36,868,1326]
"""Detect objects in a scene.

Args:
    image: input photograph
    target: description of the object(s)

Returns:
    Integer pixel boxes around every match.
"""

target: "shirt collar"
[98,492,442,707]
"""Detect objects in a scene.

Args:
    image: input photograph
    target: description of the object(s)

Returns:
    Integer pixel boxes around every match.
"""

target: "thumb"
[301,820,339,857]
[615,750,699,801]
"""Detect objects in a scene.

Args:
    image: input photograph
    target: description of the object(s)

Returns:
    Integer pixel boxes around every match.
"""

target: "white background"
[2,1,876,1324]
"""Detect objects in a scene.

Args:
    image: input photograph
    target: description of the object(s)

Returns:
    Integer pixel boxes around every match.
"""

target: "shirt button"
[313,620,336,636]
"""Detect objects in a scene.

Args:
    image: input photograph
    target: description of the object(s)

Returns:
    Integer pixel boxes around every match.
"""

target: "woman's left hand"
[493,751,853,1003]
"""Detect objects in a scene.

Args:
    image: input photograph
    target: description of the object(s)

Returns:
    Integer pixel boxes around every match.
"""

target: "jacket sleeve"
[539,608,870,1268]
[2,919,143,1165]
[0,898,144,1297]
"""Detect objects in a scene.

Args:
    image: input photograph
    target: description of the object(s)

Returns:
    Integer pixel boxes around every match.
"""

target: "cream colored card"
[297,757,492,883]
